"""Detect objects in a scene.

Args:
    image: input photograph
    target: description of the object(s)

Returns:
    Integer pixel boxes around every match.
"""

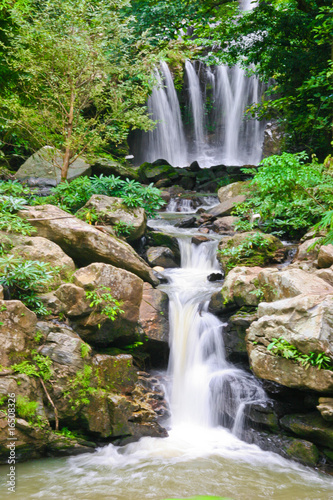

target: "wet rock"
[212,216,238,233]
[139,283,169,343]
[318,244,333,268]
[146,246,178,268]
[217,180,250,203]
[15,146,91,184]
[223,308,258,361]
[317,398,333,421]
[175,217,196,228]
[76,194,146,241]
[146,230,180,264]
[280,412,333,450]
[0,300,37,366]
[138,162,180,184]
[192,235,211,245]
[207,272,223,282]
[18,204,158,285]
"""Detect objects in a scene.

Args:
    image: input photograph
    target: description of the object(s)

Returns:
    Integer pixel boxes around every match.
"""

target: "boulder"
[294,238,321,263]
[318,244,333,268]
[91,354,137,394]
[246,293,333,393]
[9,235,75,279]
[146,230,180,263]
[262,121,284,158]
[15,146,91,185]
[40,326,89,368]
[139,283,169,343]
[207,195,246,218]
[54,284,91,316]
[0,300,37,366]
[317,398,333,422]
[257,267,333,301]
[217,180,250,203]
[217,232,285,273]
[18,204,158,285]
[212,216,238,234]
[146,246,178,268]
[209,266,262,313]
[280,412,333,450]
[314,267,333,287]
[71,263,143,344]
[77,194,146,241]
[138,162,180,184]
[90,157,139,180]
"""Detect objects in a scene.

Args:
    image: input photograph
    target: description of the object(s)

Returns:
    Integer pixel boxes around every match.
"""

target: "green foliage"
[0,212,36,235]
[16,394,39,420]
[2,0,155,177]
[80,343,90,359]
[267,337,333,371]
[113,220,134,237]
[0,254,56,315]
[33,330,44,343]
[12,350,53,381]
[0,181,36,235]
[0,180,32,197]
[235,152,333,238]
[37,174,165,216]
[56,426,81,439]
[86,286,124,327]
[64,364,96,410]
[218,232,271,272]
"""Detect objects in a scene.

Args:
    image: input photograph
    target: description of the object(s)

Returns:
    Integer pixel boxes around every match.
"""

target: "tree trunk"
[61,90,75,182]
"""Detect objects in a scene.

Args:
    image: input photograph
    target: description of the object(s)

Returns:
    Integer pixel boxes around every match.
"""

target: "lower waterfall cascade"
[9,211,333,500]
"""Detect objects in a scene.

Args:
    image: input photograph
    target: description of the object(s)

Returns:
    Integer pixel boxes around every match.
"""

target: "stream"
[2,210,333,500]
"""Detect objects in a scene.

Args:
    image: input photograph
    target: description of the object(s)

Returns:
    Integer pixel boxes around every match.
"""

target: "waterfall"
[139,63,187,167]
[164,237,266,435]
[185,60,206,156]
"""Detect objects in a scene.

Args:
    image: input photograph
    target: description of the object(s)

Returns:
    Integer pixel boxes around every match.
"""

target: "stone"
[40,326,88,368]
[0,286,3,300]
[209,266,262,313]
[314,267,333,287]
[18,204,158,285]
[217,180,250,203]
[217,232,285,273]
[207,195,246,218]
[192,235,211,245]
[212,216,238,233]
[90,157,139,180]
[0,300,37,366]
[35,292,65,315]
[294,238,321,263]
[15,146,91,184]
[257,267,333,301]
[146,246,178,268]
[138,162,180,184]
[77,194,146,241]
[317,398,333,422]
[91,354,137,394]
[262,121,283,158]
[318,244,333,268]
[147,230,180,263]
[54,284,91,316]
[246,293,333,392]
[72,263,143,344]
[280,412,333,450]
[139,283,169,343]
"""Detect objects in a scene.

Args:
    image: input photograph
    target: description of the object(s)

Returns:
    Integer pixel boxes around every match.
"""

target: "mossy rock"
[147,230,180,263]
[138,162,180,183]
[217,232,285,274]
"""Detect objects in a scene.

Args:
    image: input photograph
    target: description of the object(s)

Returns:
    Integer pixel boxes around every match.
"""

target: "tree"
[1,0,154,180]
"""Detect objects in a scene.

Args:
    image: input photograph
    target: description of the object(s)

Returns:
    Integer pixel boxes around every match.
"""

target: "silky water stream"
[2,215,333,500]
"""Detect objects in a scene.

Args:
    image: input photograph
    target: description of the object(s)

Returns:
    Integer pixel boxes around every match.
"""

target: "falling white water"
[141,64,187,166]
[185,60,206,154]
[164,237,266,435]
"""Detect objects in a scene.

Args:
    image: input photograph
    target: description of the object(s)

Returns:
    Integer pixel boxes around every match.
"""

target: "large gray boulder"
[18,204,158,285]
[217,180,250,203]
[246,293,333,393]
[77,194,146,241]
[15,146,91,184]
[139,283,169,343]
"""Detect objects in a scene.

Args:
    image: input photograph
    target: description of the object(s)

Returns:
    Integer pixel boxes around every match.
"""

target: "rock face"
[0,300,37,366]
[217,180,250,203]
[90,157,139,180]
[77,194,146,241]
[139,283,169,343]
[280,412,333,450]
[18,204,158,285]
[207,195,246,218]
[246,293,333,393]
[146,246,178,268]
[69,263,144,345]
[15,146,91,184]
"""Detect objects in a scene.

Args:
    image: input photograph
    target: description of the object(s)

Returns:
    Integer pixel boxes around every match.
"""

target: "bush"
[235,152,333,238]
